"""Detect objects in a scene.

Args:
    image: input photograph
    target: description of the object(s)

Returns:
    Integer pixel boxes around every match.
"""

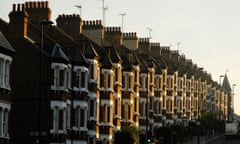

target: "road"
[207,135,240,144]
[184,134,240,144]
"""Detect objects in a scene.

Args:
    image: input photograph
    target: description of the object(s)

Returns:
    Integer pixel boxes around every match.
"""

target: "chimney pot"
[17,4,21,11]
[33,2,37,8]
[45,1,49,8]
[41,2,44,8]
[29,2,33,8]
[21,4,25,11]
[12,4,16,12]
[38,2,41,8]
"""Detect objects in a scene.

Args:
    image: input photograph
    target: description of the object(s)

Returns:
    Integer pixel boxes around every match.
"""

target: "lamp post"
[197,120,200,144]
[146,70,149,135]
[38,19,53,144]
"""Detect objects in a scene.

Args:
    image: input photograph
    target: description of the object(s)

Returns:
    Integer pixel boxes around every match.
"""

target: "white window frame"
[3,109,7,136]
[178,79,182,89]
[74,105,87,130]
[89,98,96,120]
[101,69,114,90]
[0,108,2,136]
[0,59,3,87]
[73,66,88,91]
[87,59,98,81]
[4,61,10,89]
[66,104,71,129]
[54,66,60,88]
[51,63,68,91]
[53,106,59,133]
[0,54,12,90]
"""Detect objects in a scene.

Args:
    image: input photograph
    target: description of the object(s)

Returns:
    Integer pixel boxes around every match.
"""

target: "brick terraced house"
[0,1,234,144]
[0,30,15,144]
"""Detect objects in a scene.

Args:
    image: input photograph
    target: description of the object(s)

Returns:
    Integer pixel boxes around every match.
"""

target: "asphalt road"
[207,135,240,144]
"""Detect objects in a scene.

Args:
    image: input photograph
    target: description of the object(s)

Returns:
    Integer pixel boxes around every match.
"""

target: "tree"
[115,126,139,144]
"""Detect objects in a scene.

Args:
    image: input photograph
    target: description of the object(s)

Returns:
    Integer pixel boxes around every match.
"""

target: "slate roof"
[222,74,232,92]
[0,31,15,54]
[140,61,148,73]
[68,47,89,67]
[106,46,122,64]
[121,55,133,71]
[43,43,69,63]
[101,52,113,69]
[83,41,99,59]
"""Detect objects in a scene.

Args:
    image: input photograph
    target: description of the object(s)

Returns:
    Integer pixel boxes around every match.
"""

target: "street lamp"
[197,120,200,144]
[38,19,53,144]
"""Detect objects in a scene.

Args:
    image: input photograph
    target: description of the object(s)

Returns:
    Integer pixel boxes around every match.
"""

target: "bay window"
[74,67,88,90]
[0,59,3,87]
[75,106,87,129]
[0,57,12,89]
[53,106,59,133]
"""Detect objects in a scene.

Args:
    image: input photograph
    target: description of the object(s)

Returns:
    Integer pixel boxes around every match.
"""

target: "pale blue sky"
[1,0,240,114]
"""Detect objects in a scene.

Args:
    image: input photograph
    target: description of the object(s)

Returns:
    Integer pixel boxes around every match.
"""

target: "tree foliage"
[115,126,139,144]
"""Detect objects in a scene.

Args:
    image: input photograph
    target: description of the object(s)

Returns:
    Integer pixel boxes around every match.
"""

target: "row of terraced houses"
[0,1,234,144]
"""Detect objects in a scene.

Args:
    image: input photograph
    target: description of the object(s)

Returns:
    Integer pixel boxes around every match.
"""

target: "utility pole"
[119,13,126,32]
[177,41,181,52]
[102,0,108,25]
[146,27,153,39]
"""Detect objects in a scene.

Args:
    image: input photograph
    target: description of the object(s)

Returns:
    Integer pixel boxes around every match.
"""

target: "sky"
[1,0,240,114]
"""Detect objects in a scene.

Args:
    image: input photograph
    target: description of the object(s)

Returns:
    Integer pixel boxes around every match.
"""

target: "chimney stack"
[25,1,51,25]
[138,37,150,53]
[56,14,82,40]
[104,26,122,48]
[82,20,104,46]
[9,3,29,37]
[122,32,138,50]
[149,42,161,56]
